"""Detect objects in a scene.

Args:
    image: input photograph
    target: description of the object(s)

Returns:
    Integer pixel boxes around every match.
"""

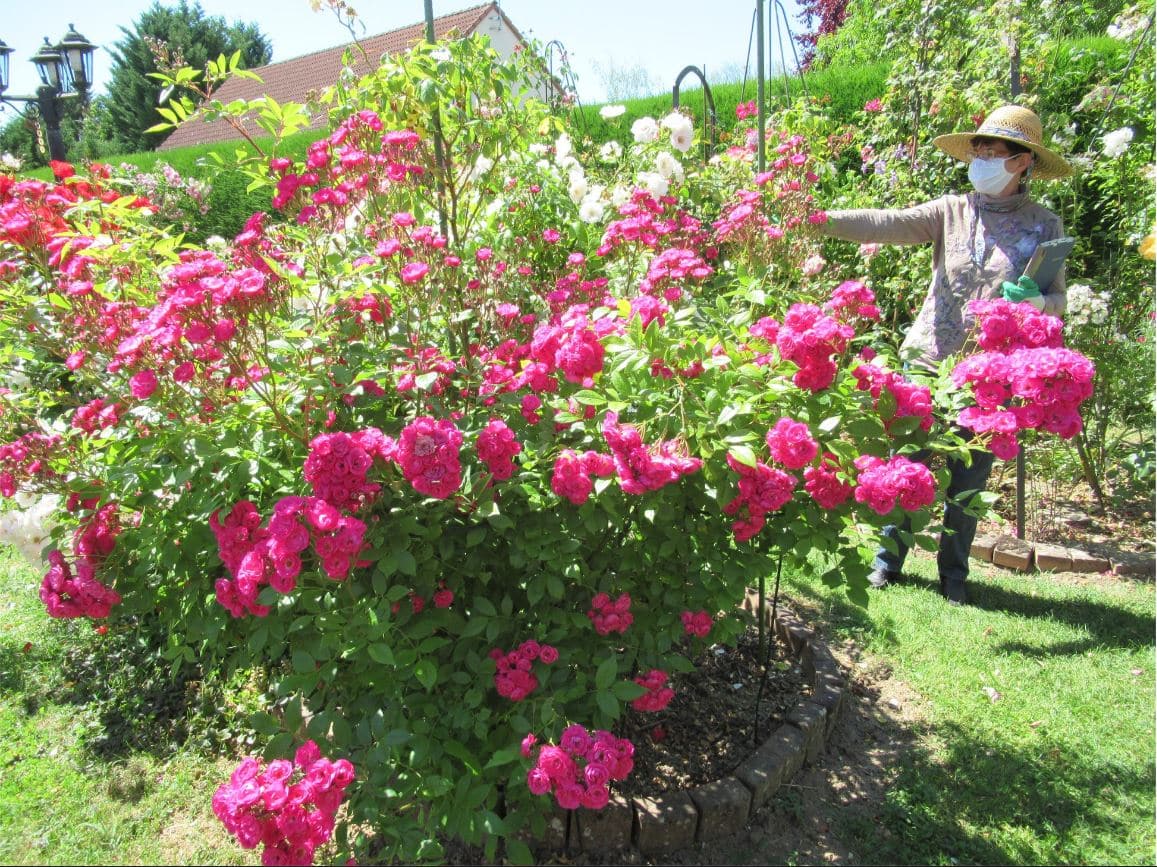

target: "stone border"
[543,591,847,858]
[971,533,1155,577]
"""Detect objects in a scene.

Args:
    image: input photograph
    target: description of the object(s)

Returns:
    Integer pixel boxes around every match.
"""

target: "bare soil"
[982,463,1155,560]
[616,626,811,798]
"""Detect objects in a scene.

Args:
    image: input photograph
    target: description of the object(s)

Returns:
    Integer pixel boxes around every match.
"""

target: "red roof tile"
[158,3,513,151]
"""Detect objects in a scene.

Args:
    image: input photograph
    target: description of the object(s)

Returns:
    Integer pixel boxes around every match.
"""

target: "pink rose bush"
[212,740,354,866]
[952,301,1095,458]
[0,37,1092,865]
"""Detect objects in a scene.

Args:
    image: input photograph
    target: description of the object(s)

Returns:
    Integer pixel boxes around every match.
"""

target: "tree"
[103,0,272,153]
[795,0,851,69]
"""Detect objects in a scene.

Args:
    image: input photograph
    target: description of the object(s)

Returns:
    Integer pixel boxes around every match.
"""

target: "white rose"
[1102,127,1134,159]
[555,133,573,161]
[599,141,623,163]
[669,126,694,153]
[631,117,660,144]
[599,104,626,120]
[636,171,669,198]
[654,151,684,183]
[579,197,606,223]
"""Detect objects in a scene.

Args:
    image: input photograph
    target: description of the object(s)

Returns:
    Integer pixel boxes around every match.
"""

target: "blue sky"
[0,0,805,113]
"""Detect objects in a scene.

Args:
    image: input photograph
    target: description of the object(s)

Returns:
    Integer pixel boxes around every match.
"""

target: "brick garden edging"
[971,533,1155,577]
[537,592,846,858]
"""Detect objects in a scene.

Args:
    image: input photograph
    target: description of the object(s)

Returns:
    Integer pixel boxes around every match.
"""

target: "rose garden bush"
[0,37,1094,864]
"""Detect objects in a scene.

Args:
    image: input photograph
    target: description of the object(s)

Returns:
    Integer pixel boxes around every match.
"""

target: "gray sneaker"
[868,568,899,589]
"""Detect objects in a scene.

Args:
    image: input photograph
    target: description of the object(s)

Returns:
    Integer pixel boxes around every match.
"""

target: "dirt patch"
[617,626,811,797]
[653,636,931,866]
[982,466,1155,561]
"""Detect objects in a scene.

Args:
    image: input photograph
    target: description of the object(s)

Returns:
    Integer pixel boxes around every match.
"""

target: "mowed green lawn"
[0,548,252,866]
[782,549,1156,866]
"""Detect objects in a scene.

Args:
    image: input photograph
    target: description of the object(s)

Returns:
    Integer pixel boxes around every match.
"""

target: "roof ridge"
[246,2,499,73]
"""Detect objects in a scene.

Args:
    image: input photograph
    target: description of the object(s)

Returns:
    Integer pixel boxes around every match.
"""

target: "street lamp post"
[0,25,97,162]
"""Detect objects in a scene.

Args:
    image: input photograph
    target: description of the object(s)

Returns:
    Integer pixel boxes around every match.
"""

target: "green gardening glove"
[1001,274,1042,303]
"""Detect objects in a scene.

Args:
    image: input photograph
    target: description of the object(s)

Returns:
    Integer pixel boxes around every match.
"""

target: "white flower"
[556,155,581,174]
[568,173,589,204]
[599,141,623,163]
[528,143,551,157]
[654,151,684,183]
[1065,283,1111,328]
[466,155,494,183]
[599,104,627,120]
[430,47,452,62]
[858,243,881,258]
[801,254,827,277]
[636,171,669,199]
[610,185,632,207]
[631,116,660,144]
[1107,8,1146,41]
[555,133,573,162]
[579,197,606,223]
[1102,127,1134,158]
[669,126,694,153]
[0,493,59,566]
[661,111,695,154]
[1,152,23,171]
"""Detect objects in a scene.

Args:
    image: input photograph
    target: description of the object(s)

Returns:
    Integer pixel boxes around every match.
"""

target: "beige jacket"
[822,191,1067,367]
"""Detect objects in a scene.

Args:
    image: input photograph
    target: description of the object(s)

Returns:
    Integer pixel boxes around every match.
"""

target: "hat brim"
[933,132,1073,180]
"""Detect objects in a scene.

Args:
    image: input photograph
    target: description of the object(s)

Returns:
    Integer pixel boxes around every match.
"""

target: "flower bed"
[0,36,1092,865]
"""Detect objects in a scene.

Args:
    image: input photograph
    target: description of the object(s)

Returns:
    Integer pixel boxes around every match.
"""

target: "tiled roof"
[158,3,508,151]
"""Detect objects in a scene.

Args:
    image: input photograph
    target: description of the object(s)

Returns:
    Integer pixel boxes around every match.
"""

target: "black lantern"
[0,25,97,163]
[30,37,64,90]
[0,39,13,96]
[57,25,96,93]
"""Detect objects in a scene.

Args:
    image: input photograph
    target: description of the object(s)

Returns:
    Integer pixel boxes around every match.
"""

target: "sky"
[0,0,806,114]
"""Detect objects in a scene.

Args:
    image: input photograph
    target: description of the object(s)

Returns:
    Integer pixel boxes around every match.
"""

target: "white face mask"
[968,156,1017,195]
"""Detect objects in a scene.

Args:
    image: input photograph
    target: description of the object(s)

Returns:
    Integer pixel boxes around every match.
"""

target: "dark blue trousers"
[872,446,996,587]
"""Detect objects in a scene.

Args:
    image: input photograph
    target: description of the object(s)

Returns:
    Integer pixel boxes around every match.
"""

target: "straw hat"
[933,105,1072,180]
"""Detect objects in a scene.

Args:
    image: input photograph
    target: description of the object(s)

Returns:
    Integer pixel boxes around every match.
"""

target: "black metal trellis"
[672,65,718,160]
[544,38,587,136]
[752,0,811,173]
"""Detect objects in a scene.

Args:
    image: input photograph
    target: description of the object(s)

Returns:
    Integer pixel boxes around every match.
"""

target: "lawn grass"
[783,549,1156,866]
[0,548,253,866]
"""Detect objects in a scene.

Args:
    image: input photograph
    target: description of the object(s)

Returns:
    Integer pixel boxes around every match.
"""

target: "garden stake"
[752,552,783,746]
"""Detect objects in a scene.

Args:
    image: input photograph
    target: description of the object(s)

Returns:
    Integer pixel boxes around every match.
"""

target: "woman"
[820,105,1073,604]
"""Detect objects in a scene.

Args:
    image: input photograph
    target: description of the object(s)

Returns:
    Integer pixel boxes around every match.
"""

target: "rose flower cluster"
[212,740,354,867]
[523,724,635,810]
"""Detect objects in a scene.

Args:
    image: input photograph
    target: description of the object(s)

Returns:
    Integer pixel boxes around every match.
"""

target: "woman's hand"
[1001,275,1046,310]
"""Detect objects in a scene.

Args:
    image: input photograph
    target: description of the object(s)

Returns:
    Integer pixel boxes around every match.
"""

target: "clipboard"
[1022,237,1075,292]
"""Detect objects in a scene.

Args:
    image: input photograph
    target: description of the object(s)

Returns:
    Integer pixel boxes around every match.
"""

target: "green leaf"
[384,728,412,746]
[483,746,521,770]
[818,415,842,433]
[595,656,618,690]
[292,650,314,673]
[368,643,395,665]
[396,550,417,576]
[596,690,619,717]
[415,659,438,691]
[443,739,480,774]
[611,680,647,701]
[728,444,758,468]
[506,839,534,866]
[251,711,281,736]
